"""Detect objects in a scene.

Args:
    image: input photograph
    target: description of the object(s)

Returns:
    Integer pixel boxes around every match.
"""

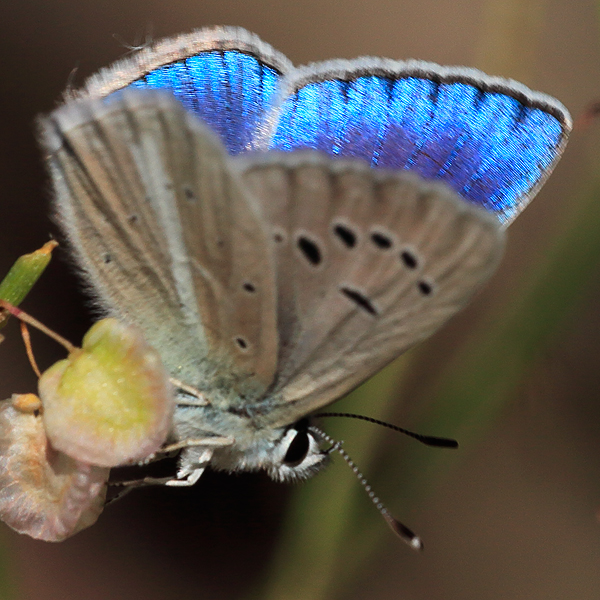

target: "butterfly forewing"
[240,155,505,428]
[77,26,292,156]
[41,90,279,394]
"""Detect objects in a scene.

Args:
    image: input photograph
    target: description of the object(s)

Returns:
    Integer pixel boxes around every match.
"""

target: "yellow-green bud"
[39,318,174,467]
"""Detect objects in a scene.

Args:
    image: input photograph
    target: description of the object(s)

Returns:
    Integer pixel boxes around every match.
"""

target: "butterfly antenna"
[317,412,458,448]
[309,425,423,551]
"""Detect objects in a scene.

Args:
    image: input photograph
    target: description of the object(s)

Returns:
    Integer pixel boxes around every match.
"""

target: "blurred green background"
[1,0,600,598]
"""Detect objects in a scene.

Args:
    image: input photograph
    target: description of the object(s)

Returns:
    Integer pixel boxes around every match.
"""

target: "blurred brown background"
[1,1,600,599]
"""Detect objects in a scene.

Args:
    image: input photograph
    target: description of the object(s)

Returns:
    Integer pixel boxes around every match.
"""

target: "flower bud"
[39,318,174,467]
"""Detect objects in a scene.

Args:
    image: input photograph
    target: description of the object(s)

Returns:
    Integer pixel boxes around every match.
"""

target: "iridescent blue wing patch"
[76,27,293,155]
[265,59,572,224]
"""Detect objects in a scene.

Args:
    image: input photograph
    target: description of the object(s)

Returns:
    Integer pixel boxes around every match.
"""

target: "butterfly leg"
[168,434,238,487]
[111,436,235,489]
[168,446,215,487]
[170,378,211,406]
[109,475,178,489]
[161,435,235,453]
[138,435,234,466]
[166,466,206,487]
[109,449,213,489]
[167,431,236,485]
[108,470,206,489]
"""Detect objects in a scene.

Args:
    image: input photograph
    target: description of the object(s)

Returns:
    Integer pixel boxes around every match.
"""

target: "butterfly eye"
[283,430,310,467]
[270,426,329,481]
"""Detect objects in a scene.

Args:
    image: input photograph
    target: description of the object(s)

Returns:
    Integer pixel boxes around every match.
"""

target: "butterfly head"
[265,418,331,482]
[195,412,331,483]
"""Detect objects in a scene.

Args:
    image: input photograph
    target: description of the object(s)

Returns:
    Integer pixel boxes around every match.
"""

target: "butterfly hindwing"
[41,89,279,394]
[266,59,571,224]
[240,154,505,428]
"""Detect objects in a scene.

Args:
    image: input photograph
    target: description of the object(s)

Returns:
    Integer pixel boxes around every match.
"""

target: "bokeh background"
[1,1,600,598]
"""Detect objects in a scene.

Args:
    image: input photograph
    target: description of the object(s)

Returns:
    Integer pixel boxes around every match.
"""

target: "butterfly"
[38,26,571,539]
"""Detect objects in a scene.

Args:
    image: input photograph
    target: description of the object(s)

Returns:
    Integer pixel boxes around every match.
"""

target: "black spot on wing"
[333,223,357,248]
[418,280,433,296]
[183,185,196,201]
[340,286,378,316]
[235,337,249,350]
[370,231,393,249]
[297,235,322,266]
[400,249,419,269]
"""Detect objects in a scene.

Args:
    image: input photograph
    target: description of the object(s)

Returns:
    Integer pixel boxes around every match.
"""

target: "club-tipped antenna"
[309,425,423,551]
[317,412,458,448]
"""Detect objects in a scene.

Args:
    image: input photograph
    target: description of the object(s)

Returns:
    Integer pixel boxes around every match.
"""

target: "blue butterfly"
[40,26,571,546]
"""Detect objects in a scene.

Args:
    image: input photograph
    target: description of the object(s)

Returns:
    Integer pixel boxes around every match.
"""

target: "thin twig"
[20,322,41,378]
[0,299,77,354]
